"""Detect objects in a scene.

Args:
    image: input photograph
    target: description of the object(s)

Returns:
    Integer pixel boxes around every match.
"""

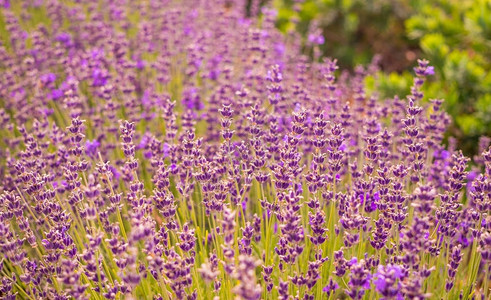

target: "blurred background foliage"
[272,0,491,155]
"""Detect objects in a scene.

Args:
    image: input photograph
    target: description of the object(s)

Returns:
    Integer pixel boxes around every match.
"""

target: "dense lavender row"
[0,0,490,299]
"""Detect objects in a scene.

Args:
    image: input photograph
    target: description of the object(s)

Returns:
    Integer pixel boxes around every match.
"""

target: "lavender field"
[0,0,490,299]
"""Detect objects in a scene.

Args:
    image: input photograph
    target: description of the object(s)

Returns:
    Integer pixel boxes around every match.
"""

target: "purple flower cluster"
[0,0,490,299]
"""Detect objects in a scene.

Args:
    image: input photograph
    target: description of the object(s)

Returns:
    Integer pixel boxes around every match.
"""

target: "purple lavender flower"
[308,32,325,45]
[373,264,404,299]
[85,139,100,157]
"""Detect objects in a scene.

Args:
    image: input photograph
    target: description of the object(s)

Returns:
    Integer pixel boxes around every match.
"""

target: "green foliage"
[405,0,491,153]
[275,0,419,70]
[275,0,491,155]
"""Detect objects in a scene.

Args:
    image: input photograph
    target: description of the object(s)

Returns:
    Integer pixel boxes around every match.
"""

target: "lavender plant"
[0,1,490,299]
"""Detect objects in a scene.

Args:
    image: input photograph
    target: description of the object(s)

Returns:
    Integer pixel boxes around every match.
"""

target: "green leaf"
[456,114,483,135]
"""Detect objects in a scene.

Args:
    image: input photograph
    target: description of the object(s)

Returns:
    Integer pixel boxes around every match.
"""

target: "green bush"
[274,0,491,155]
[405,0,491,154]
